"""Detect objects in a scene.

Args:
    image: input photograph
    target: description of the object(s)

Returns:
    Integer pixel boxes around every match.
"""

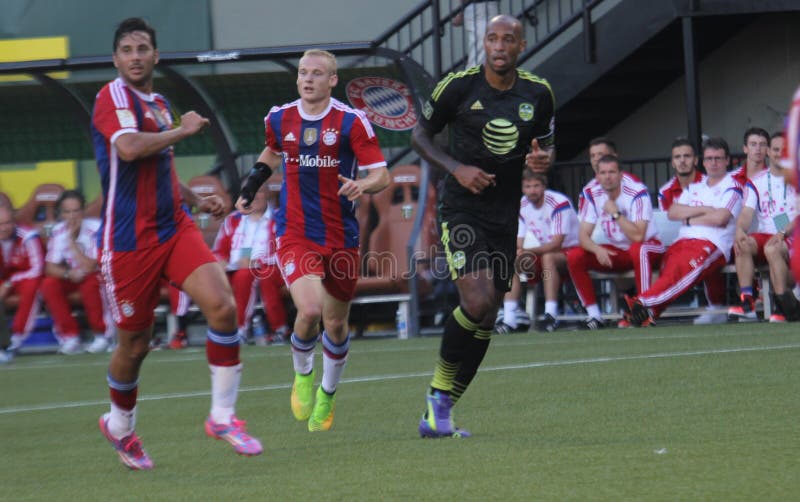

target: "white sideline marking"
[1,343,798,415]
[0,329,790,372]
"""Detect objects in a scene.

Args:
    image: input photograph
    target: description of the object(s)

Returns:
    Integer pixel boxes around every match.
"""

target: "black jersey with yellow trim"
[420,66,555,227]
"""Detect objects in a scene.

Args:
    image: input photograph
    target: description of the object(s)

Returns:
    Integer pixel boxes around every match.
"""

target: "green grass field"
[2,323,799,500]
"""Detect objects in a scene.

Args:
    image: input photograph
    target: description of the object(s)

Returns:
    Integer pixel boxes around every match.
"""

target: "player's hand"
[198,195,225,219]
[66,218,81,240]
[452,165,496,194]
[594,247,615,268]
[525,139,553,173]
[237,162,273,211]
[179,111,210,136]
[235,196,254,214]
[70,267,88,283]
[603,200,618,216]
[337,174,364,201]
[766,233,785,247]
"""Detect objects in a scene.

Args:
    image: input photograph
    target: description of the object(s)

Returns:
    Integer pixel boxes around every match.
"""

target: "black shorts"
[439,210,517,293]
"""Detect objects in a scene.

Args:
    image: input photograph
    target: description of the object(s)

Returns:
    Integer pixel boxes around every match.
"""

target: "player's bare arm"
[45,261,69,280]
[667,202,708,221]
[66,238,98,275]
[578,220,615,267]
[735,206,755,233]
[198,195,225,219]
[115,111,209,162]
[690,207,734,227]
[179,182,199,208]
[601,198,647,242]
[177,182,225,219]
[337,167,390,202]
[734,207,755,240]
[411,124,495,194]
[614,213,648,243]
[732,206,756,253]
[235,147,282,213]
[524,233,564,256]
[766,221,792,246]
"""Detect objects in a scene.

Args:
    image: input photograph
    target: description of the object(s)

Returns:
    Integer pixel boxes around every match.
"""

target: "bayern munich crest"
[322,128,338,146]
[345,77,417,131]
[120,301,135,318]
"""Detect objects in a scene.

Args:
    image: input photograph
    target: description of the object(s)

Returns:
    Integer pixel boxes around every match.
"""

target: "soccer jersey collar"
[298,98,334,121]
[480,66,520,94]
[116,77,158,102]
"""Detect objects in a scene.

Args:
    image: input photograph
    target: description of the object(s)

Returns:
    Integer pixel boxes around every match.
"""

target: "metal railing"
[552,154,746,207]
[371,0,604,164]
[373,0,601,81]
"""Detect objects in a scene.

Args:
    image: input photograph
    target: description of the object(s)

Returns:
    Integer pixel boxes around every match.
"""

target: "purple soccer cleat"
[205,415,263,456]
[418,390,471,438]
[99,414,154,471]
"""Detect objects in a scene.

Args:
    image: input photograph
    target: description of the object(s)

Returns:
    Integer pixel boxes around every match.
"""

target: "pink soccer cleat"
[205,415,263,456]
[99,414,154,470]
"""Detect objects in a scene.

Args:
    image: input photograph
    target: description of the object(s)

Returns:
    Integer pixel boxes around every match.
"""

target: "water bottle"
[252,314,267,345]
[396,306,408,339]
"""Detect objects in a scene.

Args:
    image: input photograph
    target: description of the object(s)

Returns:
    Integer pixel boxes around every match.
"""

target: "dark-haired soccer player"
[92,17,261,470]
[411,14,555,437]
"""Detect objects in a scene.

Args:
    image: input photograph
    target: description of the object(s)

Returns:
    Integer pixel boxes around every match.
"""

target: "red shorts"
[750,232,772,264]
[276,236,359,302]
[517,249,570,284]
[100,223,215,331]
[516,253,543,283]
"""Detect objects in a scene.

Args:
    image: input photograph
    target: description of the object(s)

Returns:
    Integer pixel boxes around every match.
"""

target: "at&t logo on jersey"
[298,154,340,168]
[345,76,417,131]
[482,118,519,155]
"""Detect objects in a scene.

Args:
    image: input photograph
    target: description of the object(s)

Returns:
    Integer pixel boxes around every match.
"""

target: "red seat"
[13,183,66,245]
[355,193,373,274]
[355,165,438,296]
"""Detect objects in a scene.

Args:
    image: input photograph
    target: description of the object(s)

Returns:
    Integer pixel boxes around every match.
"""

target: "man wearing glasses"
[622,137,744,327]
[658,138,727,324]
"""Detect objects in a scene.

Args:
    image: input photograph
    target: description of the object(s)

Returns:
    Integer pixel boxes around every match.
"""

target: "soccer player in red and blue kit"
[782,85,800,284]
[237,49,389,432]
[92,18,261,470]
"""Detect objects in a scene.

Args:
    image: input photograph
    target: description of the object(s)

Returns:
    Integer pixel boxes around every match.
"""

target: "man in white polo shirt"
[497,169,578,333]
[566,155,664,329]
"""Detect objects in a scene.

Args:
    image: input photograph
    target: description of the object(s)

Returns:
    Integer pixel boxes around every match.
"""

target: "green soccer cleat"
[308,387,336,432]
[291,371,315,421]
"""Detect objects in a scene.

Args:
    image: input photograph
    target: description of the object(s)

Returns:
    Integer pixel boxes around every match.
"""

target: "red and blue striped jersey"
[265,98,386,249]
[91,77,186,251]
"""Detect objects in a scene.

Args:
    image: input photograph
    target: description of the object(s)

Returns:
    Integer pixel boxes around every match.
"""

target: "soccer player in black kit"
[412,14,555,437]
